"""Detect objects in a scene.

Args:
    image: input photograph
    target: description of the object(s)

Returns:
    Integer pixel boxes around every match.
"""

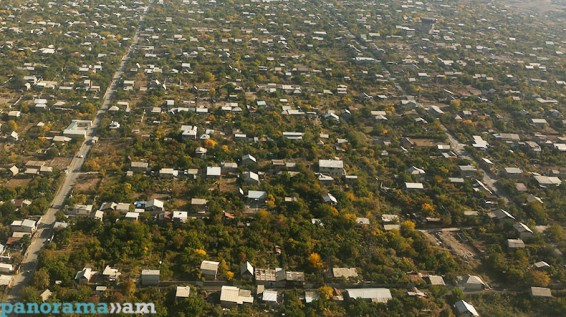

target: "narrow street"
[5,5,150,301]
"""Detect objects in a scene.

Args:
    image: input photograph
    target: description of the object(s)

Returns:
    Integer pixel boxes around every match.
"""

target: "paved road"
[6,5,149,301]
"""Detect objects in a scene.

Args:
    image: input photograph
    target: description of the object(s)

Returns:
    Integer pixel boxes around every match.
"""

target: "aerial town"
[0,0,565,316]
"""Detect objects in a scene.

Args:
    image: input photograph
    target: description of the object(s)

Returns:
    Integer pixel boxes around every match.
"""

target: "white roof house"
[262,289,279,304]
[220,286,254,306]
[534,175,561,187]
[0,263,14,274]
[513,222,533,239]
[454,300,479,316]
[346,288,392,303]
[200,260,220,278]
[458,275,486,291]
[63,120,92,139]
[102,266,121,281]
[319,159,344,169]
[176,286,191,298]
[405,182,424,190]
[322,193,338,204]
[206,166,222,177]
[248,190,267,200]
[332,268,358,279]
[172,211,188,223]
[406,166,426,175]
[141,269,160,286]
[530,287,552,298]
[508,238,525,249]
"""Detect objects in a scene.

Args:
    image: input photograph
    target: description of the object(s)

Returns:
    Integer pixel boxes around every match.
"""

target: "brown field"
[5,178,31,189]
[412,138,445,147]
[218,177,237,193]
[74,174,102,193]
[50,157,73,169]
[438,231,480,265]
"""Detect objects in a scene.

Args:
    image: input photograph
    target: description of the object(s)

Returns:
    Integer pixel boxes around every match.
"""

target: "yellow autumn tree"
[319,285,333,300]
[203,139,218,148]
[421,202,435,215]
[308,253,324,270]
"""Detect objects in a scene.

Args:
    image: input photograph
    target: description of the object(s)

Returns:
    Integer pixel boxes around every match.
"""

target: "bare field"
[50,157,72,169]
[74,174,102,193]
[5,178,31,189]
[438,231,479,264]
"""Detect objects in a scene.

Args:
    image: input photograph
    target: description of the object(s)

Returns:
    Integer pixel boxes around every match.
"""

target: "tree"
[319,285,333,300]
[308,252,324,270]
[31,268,50,290]
[1,120,17,133]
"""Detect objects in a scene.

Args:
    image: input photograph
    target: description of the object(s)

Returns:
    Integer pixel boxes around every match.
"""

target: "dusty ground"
[73,174,102,193]
[5,178,31,189]
[411,138,445,147]
[50,157,73,169]
[438,231,479,264]
[218,177,237,193]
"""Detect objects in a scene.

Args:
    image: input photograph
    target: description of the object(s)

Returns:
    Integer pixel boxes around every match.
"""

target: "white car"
[77,154,84,158]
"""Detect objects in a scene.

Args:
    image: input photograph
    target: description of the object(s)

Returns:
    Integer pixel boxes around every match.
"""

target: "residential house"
[533,261,550,270]
[10,219,37,233]
[405,182,424,190]
[241,261,254,279]
[145,199,164,213]
[241,154,257,165]
[141,269,160,286]
[503,167,523,178]
[262,289,280,305]
[70,204,93,217]
[0,263,14,274]
[243,171,260,184]
[255,268,286,287]
[9,166,19,177]
[490,209,516,223]
[220,286,254,307]
[459,165,478,178]
[513,223,534,240]
[345,288,392,303]
[131,162,149,172]
[200,260,220,280]
[159,168,178,178]
[191,198,208,213]
[172,211,188,223]
[332,268,358,279]
[181,125,197,140]
[454,300,479,317]
[124,212,139,221]
[285,271,305,287]
[322,193,338,205]
[426,275,446,286]
[102,265,121,282]
[508,238,525,249]
[247,191,267,201]
[458,275,486,291]
[75,268,96,284]
[206,166,221,178]
[534,175,562,187]
[176,286,191,299]
[319,159,345,176]
[40,289,52,302]
[530,287,552,298]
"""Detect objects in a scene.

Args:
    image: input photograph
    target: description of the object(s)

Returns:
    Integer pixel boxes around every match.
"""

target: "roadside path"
[6,4,150,301]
